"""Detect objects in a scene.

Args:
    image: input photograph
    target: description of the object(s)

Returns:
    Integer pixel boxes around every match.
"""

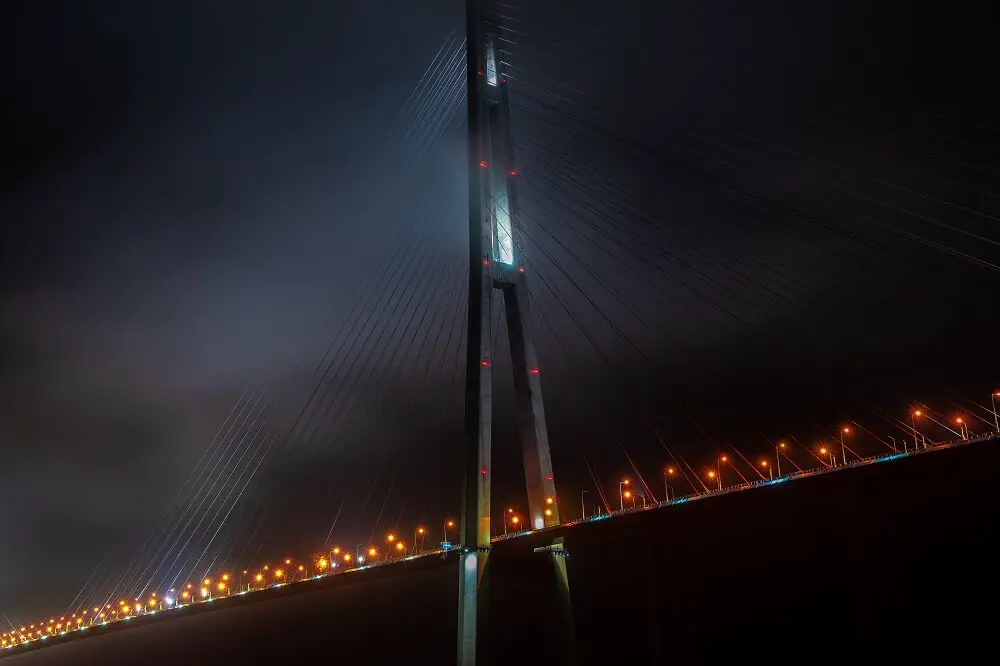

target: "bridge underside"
[7,439,998,665]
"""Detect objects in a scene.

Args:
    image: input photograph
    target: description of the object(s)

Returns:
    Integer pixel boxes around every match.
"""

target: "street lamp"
[912,410,922,449]
[623,489,633,509]
[707,469,720,492]
[504,508,515,535]
[760,459,772,480]
[955,417,968,440]
[443,519,455,543]
[415,527,426,552]
[775,442,787,477]
[511,515,520,530]
[819,446,835,467]
[664,467,676,501]
[580,490,588,520]
[619,480,630,511]
[888,435,897,452]
[840,427,850,465]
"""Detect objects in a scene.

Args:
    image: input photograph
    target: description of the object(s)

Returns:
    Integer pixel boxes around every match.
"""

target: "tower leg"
[503,280,560,529]
[458,2,492,663]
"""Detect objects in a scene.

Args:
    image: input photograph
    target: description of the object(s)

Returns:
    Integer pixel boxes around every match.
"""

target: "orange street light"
[760,459,772,480]
[839,426,851,465]
[912,410,923,449]
[619,480,630,512]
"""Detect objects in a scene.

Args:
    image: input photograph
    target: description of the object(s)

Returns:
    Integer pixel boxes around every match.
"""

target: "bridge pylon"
[459,1,565,664]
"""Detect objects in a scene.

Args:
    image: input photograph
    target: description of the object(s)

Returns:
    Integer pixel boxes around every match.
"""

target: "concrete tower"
[458,1,562,663]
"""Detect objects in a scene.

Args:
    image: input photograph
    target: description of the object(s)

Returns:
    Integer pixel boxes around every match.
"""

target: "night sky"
[2,0,996,623]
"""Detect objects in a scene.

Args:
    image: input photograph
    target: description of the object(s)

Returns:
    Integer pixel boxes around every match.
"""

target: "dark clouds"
[2,0,997,622]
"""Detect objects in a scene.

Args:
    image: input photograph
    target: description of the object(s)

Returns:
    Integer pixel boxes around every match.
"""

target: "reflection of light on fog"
[534,516,544,529]
[494,192,514,265]
[464,553,477,572]
[485,40,498,87]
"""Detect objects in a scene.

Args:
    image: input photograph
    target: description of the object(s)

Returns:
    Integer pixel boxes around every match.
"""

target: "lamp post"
[580,490,588,520]
[775,442,787,477]
[664,467,676,501]
[443,519,455,543]
[955,417,967,440]
[760,460,772,480]
[619,480,630,511]
[888,435,897,452]
[912,410,922,449]
[840,427,850,465]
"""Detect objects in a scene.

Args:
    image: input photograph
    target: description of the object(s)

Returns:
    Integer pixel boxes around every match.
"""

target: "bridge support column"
[460,1,564,664]
[535,538,578,664]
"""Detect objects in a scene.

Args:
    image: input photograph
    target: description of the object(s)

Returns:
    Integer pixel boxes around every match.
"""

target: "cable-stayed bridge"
[2,1,998,664]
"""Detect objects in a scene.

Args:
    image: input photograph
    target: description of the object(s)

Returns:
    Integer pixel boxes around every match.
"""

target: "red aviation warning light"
[481,360,490,367]
[479,160,488,168]
[529,368,540,375]
[508,169,517,176]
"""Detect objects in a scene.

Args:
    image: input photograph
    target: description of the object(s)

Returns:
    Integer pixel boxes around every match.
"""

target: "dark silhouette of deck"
[6,437,997,665]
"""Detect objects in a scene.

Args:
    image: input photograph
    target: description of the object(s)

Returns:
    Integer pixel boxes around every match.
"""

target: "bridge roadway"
[5,436,998,665]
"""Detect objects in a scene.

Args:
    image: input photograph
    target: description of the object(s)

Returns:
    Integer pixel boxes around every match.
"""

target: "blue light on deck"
[673,497,690,503]
[881,453,906,462]
[590,514,610,521]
